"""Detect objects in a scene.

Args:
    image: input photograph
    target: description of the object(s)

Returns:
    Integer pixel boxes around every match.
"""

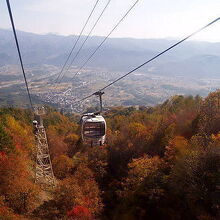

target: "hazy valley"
[1,29,220,111]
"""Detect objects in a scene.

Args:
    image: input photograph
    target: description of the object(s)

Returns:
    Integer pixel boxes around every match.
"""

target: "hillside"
[0,91,220,219]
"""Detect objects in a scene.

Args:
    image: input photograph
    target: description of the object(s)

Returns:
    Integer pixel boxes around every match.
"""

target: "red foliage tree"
[67,205,92,219]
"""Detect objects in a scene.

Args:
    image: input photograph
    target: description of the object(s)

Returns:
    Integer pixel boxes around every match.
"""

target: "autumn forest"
[0,91,220,219]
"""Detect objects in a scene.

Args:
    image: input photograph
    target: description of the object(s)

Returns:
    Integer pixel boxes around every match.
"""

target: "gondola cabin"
[81,113,106,146]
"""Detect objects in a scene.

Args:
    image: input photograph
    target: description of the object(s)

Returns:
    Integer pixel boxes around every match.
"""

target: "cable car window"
[83,122,105,137]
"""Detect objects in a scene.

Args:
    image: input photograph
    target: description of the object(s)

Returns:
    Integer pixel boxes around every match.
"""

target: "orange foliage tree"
[54,165,103,218]
[0,196,24,220]
[52,155,74,179]
[0,152,40,214]
[169,134,220,219]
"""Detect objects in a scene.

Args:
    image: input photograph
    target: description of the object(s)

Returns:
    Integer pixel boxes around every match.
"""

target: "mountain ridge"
[1,28,220,79]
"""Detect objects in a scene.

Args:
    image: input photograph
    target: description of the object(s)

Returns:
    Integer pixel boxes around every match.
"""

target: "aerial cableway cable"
[72,16,220,105]
[68,0,139,82]
[54,0,100,84]
[57,0,112,84]
[6,0,34,109]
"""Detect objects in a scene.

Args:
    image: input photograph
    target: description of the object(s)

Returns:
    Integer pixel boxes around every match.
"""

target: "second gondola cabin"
[81,113,106,146]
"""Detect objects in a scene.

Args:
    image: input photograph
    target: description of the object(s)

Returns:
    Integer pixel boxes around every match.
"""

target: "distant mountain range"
[1,28,220,78]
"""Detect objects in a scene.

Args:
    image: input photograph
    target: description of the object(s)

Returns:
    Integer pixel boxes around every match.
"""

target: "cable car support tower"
[6,0,55,188]
[34,107,56,188]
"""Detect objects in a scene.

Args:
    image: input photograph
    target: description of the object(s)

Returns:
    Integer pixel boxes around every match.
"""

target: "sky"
[0,0,220,42]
